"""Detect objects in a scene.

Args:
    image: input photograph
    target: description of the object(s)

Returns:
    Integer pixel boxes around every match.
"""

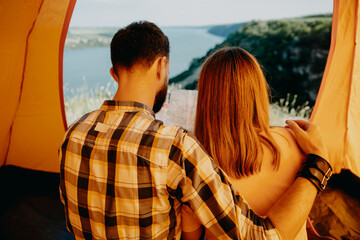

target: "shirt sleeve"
[167,128,281,240]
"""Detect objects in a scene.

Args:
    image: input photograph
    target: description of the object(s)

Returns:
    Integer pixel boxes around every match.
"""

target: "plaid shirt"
[59,100,281,240]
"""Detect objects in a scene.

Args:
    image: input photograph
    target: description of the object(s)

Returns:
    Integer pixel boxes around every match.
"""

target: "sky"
[70,0,333,28]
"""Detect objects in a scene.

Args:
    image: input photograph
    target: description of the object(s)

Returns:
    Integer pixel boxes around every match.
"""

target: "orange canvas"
[0,0,75,172]
[311,0,360,177]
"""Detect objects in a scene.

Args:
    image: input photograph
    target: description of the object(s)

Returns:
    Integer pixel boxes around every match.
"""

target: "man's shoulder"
[155,122,197,143]
[68,109,101,127]
[158,124,205,158]
[62,109,106,143]
[156,122,188,136]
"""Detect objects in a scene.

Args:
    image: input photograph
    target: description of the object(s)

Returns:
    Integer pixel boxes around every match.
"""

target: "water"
[63,27,224,96]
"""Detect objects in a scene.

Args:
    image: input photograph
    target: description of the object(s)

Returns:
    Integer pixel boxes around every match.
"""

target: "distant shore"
[65,25,226,50]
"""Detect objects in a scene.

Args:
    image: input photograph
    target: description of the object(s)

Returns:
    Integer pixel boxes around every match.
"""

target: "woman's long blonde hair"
[195,47,280,178]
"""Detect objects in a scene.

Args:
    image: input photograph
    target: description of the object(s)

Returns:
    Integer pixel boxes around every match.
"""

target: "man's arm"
[169,129,280,239]
[267,177,317,239]
[169,120,332,239]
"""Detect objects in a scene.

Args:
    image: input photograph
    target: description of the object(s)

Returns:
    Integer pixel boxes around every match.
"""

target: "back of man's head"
[110,21,170,72]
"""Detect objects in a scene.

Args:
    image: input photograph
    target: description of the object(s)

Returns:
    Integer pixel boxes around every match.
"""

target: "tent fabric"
[0,0,75,173]
[0,0,43,170]
[310,0,360,178]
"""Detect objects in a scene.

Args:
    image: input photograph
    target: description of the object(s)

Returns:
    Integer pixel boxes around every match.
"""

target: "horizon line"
[68,12,332,29]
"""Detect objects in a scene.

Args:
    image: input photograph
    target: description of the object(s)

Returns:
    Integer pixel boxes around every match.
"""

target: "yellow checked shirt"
[59,100,281,240]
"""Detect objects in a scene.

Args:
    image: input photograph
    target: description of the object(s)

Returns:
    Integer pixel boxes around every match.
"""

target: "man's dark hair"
[110,21,170,71]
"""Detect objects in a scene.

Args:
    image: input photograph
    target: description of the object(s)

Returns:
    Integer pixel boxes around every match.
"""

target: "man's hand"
[285,120,329,162]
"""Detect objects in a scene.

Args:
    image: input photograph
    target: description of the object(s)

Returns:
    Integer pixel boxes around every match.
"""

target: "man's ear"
[156,56,167,80]
[110,67,119,83]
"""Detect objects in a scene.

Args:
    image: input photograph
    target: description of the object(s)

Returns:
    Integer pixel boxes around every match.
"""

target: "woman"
[181,46,307,239]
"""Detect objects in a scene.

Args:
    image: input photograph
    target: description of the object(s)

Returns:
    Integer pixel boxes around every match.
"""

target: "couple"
[59,21,333,239]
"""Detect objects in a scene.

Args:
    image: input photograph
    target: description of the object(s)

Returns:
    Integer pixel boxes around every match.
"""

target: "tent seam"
[309,0,339,122]
[58,0,77,131]
[344,0,359,169]
[4,0,45,166]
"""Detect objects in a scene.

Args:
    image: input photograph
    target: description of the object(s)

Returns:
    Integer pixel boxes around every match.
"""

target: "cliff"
[169,14,332,106]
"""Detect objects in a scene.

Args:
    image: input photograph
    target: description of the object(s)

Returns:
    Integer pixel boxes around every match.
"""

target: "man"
[59,21,333,239]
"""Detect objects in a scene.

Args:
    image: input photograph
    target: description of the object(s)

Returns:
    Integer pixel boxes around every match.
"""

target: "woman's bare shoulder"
[269,126,305,160]
[270,126,296,142]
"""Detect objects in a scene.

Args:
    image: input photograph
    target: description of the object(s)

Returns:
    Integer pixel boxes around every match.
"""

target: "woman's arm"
[181,205,203,240]
[182,228,203,240]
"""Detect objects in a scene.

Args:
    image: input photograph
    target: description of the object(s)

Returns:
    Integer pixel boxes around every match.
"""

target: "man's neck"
[112,68,157,109]
[113,84,155,109]
[110,60,166,110]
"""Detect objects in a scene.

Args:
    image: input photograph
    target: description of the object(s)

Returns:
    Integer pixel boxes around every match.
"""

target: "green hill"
[208,23,245,37]
[170,14,332,106]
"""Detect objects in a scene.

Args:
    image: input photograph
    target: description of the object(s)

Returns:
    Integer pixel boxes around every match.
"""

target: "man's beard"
[153,82,168,114]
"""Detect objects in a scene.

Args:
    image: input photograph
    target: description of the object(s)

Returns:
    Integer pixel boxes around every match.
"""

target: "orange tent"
[0,0,75,173]
[310,0,360,177]
[1,0,358,177]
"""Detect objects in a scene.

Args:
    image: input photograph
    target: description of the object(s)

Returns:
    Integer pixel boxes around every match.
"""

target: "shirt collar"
[100,100,155,118]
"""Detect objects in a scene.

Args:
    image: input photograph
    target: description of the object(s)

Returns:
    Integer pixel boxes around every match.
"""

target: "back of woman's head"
[195,47,280,178]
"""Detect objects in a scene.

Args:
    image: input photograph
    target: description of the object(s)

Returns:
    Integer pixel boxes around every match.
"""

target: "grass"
[269,93,311,126]
[64,81,115,124]
[64,86,311,127]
